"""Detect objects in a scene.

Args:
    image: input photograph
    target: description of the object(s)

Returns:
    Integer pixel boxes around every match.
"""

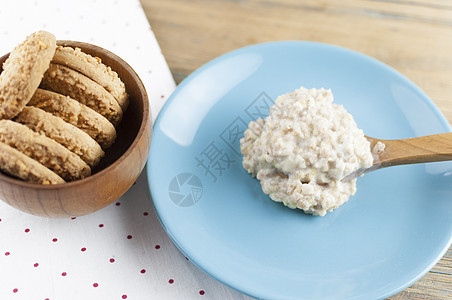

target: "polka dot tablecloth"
[0,1,251,299]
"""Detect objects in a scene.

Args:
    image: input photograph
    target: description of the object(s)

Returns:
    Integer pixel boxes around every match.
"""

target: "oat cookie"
[0,142,64,184]
[15,106,105,167]
[0,31,56,119]
[53,46,128,110]
[0,143,65,184]
[0,120,91,181]
[28,89,117,149]
[41,63,123,125]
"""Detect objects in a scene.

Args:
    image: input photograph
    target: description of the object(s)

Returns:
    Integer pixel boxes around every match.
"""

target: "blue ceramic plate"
[147,42,452,300]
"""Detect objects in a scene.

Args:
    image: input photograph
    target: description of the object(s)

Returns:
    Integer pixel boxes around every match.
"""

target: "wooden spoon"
[342,133,452,182]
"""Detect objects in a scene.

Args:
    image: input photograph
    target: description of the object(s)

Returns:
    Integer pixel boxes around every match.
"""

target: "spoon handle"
[368,132,452,168]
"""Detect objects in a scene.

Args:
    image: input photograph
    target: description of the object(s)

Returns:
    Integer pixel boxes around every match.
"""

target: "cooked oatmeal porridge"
[240,87,373,216]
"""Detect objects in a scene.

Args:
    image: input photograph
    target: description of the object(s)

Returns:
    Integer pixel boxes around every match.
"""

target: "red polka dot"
[122,295,127,299]
[127,235,132,240]
[110,258,115,263]
[115,202,121,206]
[93,283,98,288]
[61,272,67,276]
[143,212,149,216]
[161,95,165,99]
[25,228,30,233]
[199,290,205,295]
[34,263,39,267]
[52,238,58,242]
[140,269,146,274]
[98,224,104,228]
[5,251,10,256]
[12,288,18,293]
[44,298,49,300]
[71,217,76,220]
[169,279,174,284]
[0,218,2,221]
[155,245,160,249]
[81,247,86,252]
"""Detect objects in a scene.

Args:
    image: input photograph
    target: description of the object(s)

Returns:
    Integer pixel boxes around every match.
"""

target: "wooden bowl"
[0,41,151,218]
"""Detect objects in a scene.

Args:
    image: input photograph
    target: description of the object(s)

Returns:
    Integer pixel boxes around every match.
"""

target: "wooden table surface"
[141,0,452,298]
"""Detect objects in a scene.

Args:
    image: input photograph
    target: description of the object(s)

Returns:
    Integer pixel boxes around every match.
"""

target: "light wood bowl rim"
[0,40,150,190]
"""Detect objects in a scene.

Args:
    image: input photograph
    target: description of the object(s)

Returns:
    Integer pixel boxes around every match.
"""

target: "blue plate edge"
[147,41,452,300]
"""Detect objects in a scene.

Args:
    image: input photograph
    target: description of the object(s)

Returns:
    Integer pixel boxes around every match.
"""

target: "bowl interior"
[0,40,147,183]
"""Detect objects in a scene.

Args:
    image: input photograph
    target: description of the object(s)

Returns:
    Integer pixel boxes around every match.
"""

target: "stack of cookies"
[0,31,128,184]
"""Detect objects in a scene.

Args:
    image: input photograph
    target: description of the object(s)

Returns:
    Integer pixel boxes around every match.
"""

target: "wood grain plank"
[143,0,452,121]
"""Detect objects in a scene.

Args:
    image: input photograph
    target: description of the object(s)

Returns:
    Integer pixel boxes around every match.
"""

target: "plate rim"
[148,41,452,300]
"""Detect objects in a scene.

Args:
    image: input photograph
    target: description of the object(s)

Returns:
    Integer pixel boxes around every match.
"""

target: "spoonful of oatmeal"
[240,86,452,216]
[342,133,452,182]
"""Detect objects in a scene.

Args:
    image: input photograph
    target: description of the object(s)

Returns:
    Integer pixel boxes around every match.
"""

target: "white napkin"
[0,1,250,299]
